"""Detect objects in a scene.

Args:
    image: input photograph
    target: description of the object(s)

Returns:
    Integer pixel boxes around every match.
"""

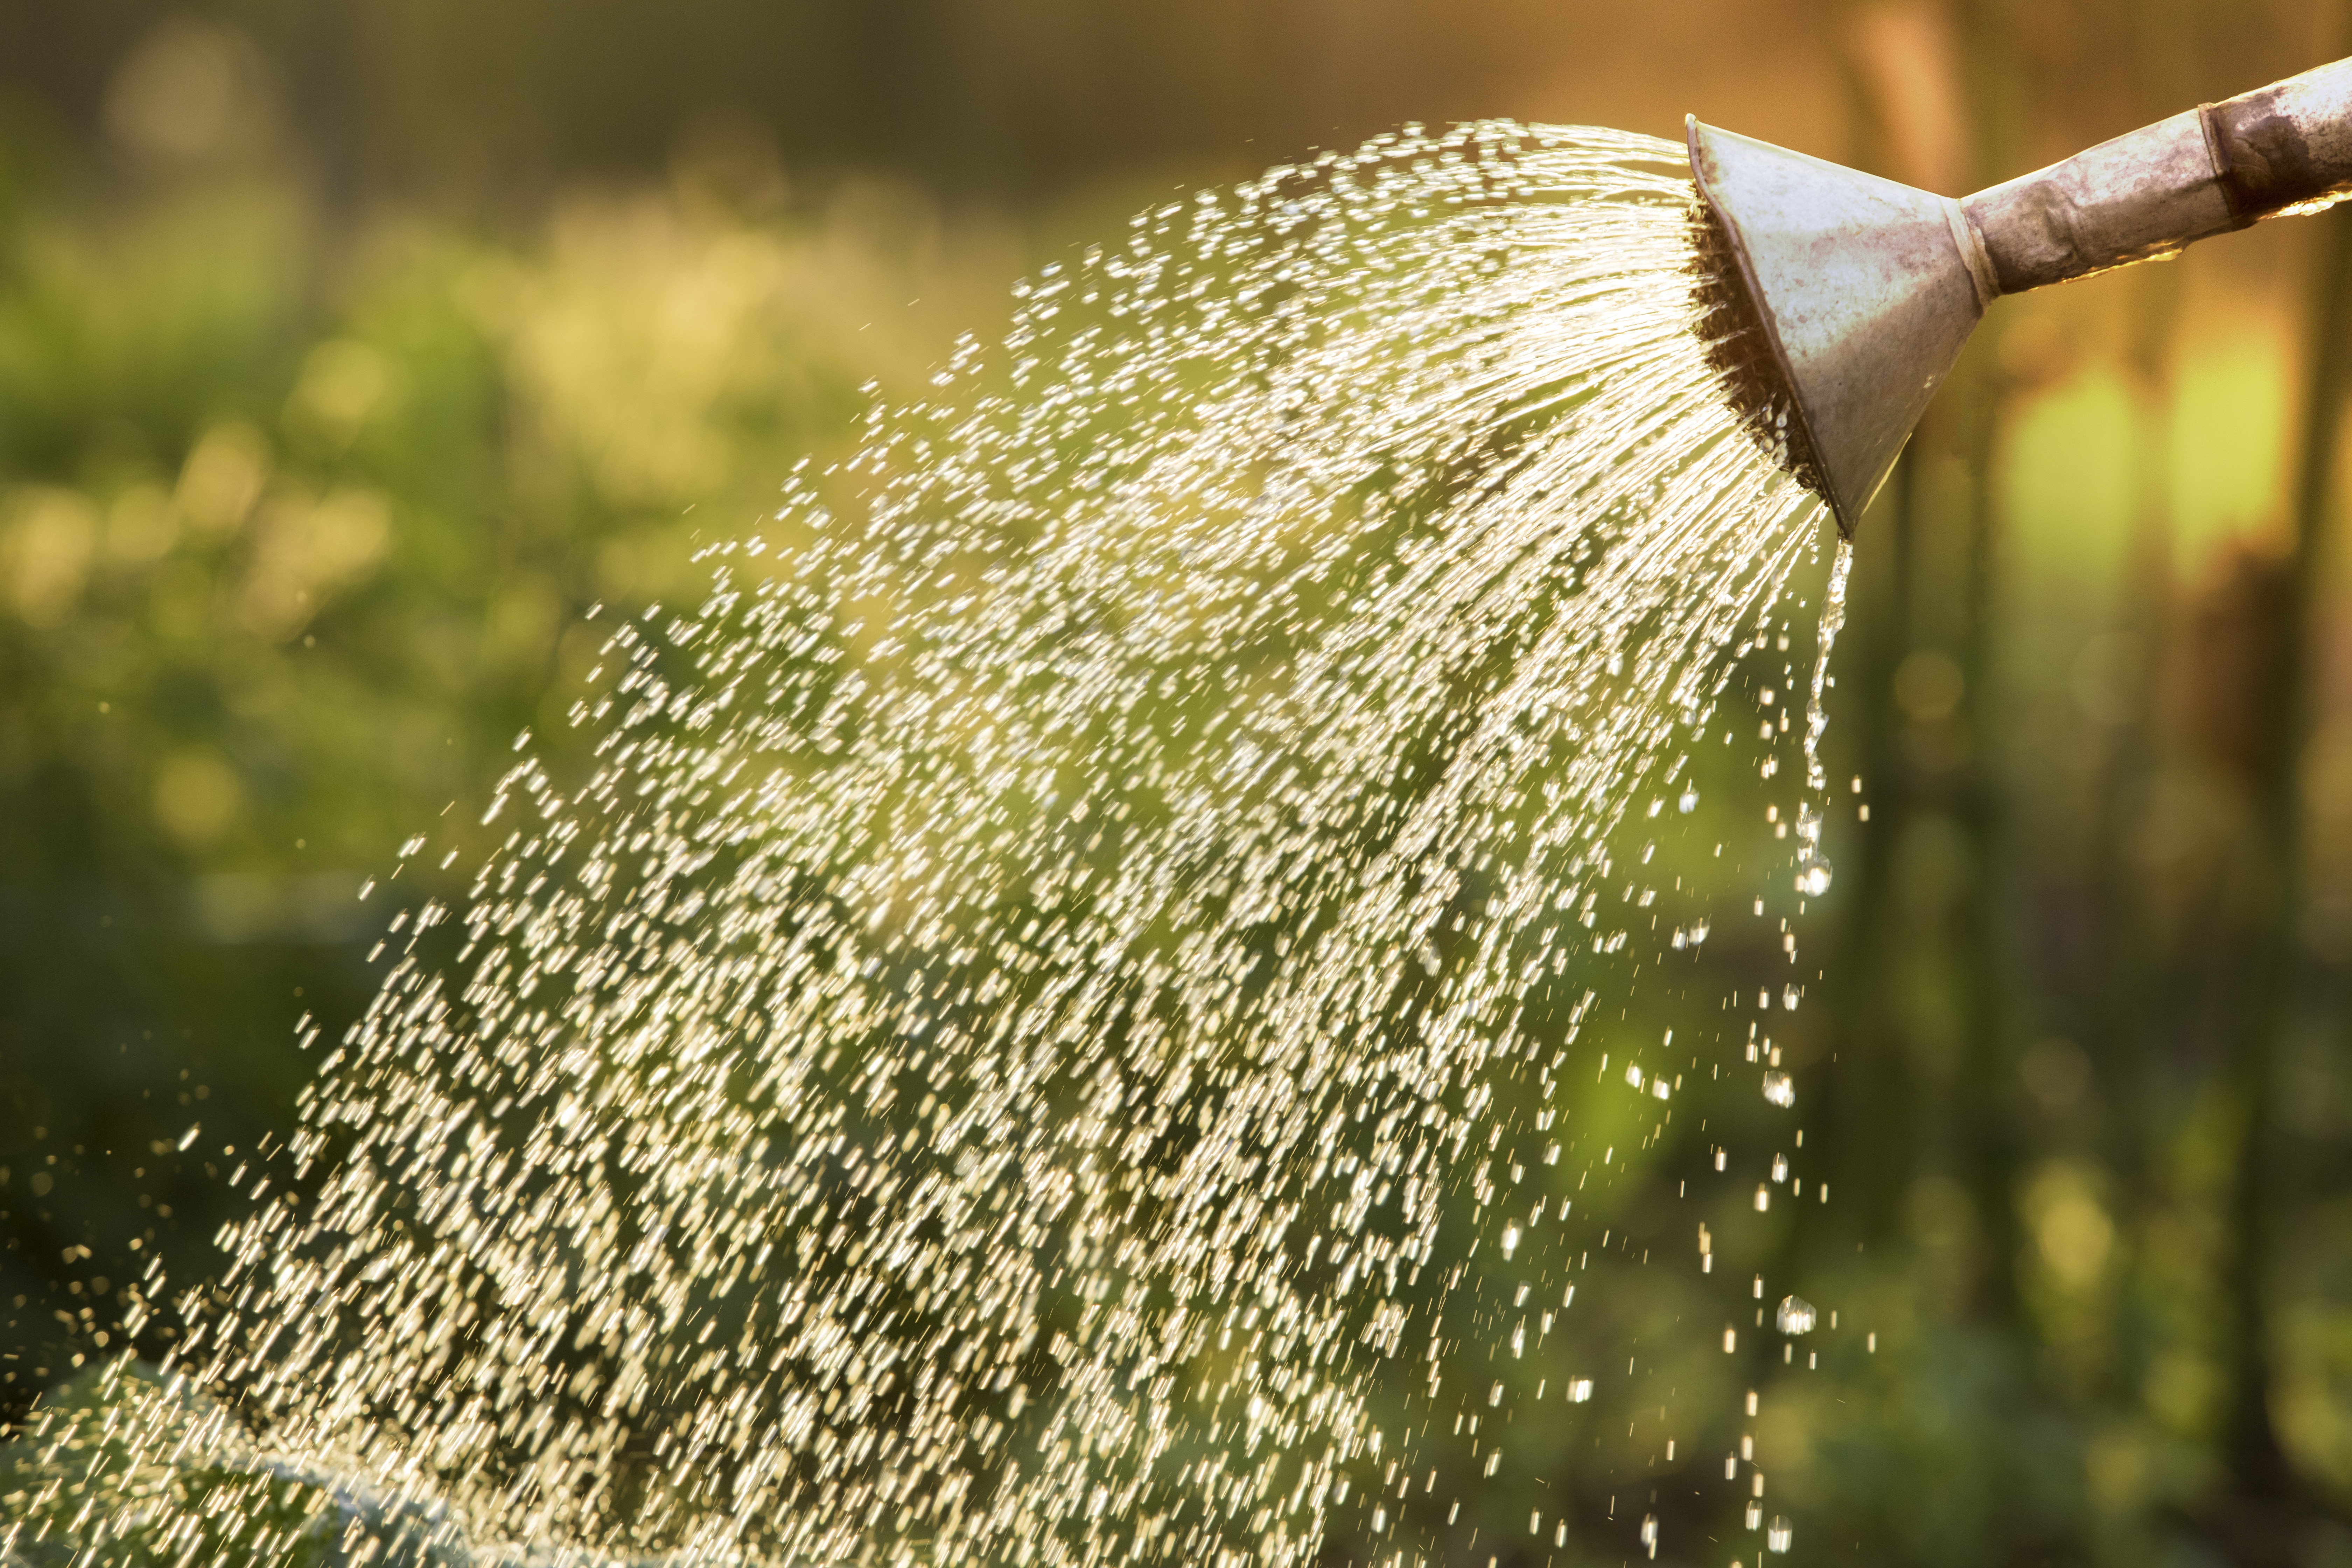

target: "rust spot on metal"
[2210,89,2328,218]
[1966,179,2085,293]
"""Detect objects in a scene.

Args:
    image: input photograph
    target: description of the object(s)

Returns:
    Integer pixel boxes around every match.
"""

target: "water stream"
[3,122,1842,1567]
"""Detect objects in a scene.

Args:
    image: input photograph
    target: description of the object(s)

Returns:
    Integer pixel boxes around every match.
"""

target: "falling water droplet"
[1775,1296,1816,1335]
[1762,1070,1795,1107]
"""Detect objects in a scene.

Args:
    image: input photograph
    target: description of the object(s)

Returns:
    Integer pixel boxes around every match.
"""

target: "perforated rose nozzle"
[1688,57,2352,536]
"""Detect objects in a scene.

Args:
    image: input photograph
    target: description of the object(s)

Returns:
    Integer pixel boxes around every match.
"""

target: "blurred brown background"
[3,1,2334,200]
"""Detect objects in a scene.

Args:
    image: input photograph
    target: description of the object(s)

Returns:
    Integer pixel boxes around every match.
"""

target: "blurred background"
[5,0,2352,1562]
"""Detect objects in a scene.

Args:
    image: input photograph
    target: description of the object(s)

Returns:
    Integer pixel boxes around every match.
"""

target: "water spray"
[1689,56,2352,535]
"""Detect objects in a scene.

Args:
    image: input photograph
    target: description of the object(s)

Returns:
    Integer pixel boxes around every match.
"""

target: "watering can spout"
[1689,56,2352,537]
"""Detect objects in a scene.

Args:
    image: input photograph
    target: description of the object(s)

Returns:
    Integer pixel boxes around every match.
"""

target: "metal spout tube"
[1966,61,2352,294]
[1687,56,2352,536]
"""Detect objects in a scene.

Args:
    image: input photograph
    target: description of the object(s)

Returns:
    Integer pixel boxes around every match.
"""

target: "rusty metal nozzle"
[1688,56,2352,536]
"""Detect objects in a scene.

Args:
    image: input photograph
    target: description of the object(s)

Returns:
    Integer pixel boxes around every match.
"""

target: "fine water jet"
[12,124,1840,1568]
[1690,55,2352,534]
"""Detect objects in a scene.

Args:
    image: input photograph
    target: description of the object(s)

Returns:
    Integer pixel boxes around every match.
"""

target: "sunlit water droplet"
[1775,1296,1817,1335]
[1762,1070,1794,1107]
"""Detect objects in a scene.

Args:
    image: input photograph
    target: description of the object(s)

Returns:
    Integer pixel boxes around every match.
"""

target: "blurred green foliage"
[7,4,2352,1567]
[0,72,1031,1435]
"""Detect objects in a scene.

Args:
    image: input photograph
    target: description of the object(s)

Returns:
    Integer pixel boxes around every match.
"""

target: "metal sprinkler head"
[1688,56,2352,537]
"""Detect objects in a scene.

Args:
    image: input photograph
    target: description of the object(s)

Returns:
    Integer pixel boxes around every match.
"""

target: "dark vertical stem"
[2079,257,2181,1416]
[2218,190,2352,1514]
[1828,449,1920,1250]
[1952,0,2024,1330]
[1951,356,2025,1326]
